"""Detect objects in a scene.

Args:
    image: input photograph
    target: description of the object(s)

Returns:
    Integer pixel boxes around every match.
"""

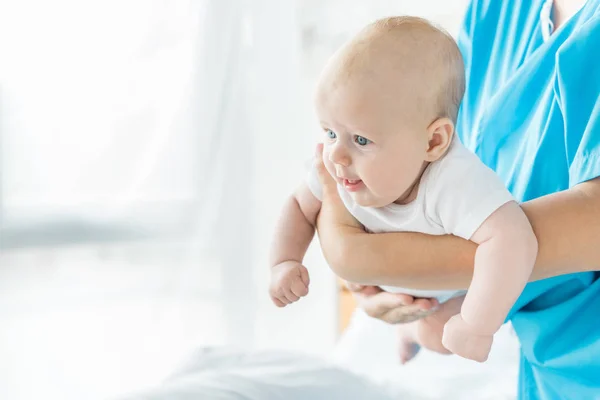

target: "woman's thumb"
[314,143,337,195]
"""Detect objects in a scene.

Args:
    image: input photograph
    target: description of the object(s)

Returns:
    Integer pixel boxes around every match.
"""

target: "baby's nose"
[329,145,351,167]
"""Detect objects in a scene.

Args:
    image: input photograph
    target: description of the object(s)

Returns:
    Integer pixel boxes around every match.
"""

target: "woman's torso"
[457,0,600,398]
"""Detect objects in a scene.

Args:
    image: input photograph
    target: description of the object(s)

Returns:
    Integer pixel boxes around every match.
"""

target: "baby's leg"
[415,295,465,354]
[396,322,420,364]
[397,295,464,363]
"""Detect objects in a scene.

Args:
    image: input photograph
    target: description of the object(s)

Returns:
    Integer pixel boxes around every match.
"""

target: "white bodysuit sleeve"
[426,143,515,240]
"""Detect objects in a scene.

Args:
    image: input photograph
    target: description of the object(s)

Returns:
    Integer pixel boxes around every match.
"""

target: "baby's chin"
[350,192,392,208]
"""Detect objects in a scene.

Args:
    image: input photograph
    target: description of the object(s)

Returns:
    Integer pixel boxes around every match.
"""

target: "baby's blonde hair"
[333,16,466,124]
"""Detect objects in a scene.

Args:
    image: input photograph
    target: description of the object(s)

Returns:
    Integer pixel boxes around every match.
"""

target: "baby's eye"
[355,135,371,146]
[326,129,337,139]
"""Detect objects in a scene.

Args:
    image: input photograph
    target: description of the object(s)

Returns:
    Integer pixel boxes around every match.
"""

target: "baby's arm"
[442,201,538,361]
[269,183,322,307]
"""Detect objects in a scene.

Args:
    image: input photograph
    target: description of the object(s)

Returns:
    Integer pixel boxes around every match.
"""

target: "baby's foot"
[441,314,493,363]
[398,339,420,365]
[397,324,420,364]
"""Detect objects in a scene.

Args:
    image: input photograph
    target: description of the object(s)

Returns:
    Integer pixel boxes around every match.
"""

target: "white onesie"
[307,139,514,303]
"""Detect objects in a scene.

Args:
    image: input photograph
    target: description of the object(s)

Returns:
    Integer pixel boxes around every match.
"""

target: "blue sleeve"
[555,14,600,187]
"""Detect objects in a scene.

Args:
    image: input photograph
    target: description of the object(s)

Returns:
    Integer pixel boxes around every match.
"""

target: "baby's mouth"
[342,178,363,192]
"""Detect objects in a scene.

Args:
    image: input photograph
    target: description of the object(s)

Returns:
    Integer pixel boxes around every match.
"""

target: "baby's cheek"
[363,172,400,203]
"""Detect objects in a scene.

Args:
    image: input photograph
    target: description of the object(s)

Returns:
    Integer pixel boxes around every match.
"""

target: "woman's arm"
[314,147,600,290]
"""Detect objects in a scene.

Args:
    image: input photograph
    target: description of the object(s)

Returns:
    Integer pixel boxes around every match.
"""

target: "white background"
[0,2,518,400]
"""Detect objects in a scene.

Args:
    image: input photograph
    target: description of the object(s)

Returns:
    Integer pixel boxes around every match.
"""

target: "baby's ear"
[424,117,454,162]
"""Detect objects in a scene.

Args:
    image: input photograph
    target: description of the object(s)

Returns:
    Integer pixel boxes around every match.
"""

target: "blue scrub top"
[456,0,600,398]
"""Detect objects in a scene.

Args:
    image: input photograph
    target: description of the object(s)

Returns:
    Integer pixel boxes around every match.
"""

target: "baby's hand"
[269,261,310,307]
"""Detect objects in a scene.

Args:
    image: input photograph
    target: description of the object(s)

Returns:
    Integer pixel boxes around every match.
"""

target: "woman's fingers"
[314,144,363,229]
[344,281,368,293]
[391,293,415,306]
[379,297,446,324]
[413,297,438,311]
[381,303,434,324]
[355,289,439,324]
[314,143,338,197]
[346,283,387,297]
[359,291,414,318]
[314,143,364,246]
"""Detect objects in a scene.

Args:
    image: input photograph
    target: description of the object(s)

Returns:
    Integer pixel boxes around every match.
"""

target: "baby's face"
[315,78,429,208]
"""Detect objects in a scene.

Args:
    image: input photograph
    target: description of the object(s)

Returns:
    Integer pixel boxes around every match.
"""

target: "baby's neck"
[393,161,430,205]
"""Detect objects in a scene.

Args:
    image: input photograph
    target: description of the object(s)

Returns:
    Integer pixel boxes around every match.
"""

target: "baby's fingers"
[299,265,310,287]
[283,287,300,303]
[271,295,287,308]
[290,278,309,298]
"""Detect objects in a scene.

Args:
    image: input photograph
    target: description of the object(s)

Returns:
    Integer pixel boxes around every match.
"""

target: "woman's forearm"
[523,178,600,279]
[317,222,476,290]
[316,178,600,290]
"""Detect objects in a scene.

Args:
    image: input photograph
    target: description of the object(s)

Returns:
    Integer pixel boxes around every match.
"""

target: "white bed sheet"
[332,310,520,400]
[119,347,398,400]
[121,310,519,400]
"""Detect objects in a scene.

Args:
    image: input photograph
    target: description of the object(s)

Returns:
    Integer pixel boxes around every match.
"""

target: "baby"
[268,16,537,363]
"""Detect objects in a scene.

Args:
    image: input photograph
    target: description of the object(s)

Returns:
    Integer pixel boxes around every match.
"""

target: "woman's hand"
[313,143,363,230]
[346,283,439,324]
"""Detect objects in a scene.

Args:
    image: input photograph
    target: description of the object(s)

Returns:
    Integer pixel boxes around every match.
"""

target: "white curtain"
[0,1,476,399]
[0,1,337,399]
